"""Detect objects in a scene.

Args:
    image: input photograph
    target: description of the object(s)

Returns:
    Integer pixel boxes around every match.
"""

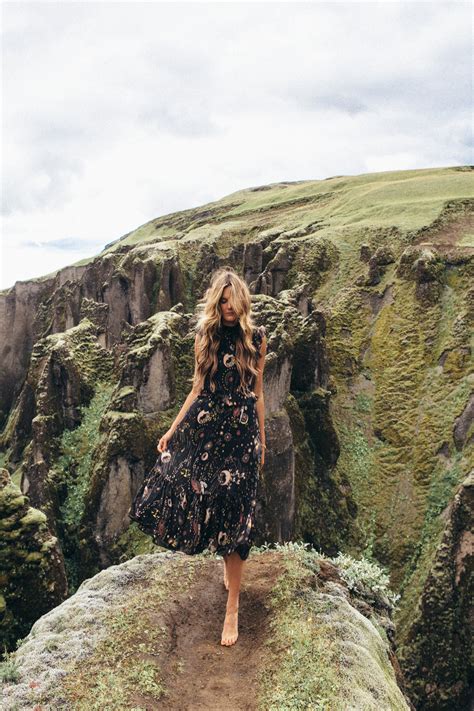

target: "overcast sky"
[1,1,472,290]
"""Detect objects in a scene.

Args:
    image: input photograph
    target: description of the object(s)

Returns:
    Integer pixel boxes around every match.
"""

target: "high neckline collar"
[221,320,239,329]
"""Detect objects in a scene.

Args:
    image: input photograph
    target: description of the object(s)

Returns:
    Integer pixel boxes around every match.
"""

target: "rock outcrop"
[1,545,414,711]
[397,473,473,711]
[0,469,67,651]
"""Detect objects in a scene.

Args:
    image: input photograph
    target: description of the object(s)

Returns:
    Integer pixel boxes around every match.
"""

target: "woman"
[128,266,267,646]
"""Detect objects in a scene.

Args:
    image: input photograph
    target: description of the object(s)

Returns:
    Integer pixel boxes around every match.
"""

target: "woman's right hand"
[157,428,174,453]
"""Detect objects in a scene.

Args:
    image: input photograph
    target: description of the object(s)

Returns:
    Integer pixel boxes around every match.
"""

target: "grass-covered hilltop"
[1,166,473,710]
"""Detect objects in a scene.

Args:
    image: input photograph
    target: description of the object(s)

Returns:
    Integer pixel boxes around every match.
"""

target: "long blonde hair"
[191,266,260,396]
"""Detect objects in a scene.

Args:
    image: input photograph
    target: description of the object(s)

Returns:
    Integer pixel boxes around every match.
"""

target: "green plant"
[328,551,400,607]
[0,649,21,683]
[53,381,114,526]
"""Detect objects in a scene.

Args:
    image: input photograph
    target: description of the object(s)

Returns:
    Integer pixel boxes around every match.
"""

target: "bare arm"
[169,390,199,435]
[168,333,202,435]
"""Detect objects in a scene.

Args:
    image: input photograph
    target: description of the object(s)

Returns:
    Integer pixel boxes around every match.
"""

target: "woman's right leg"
[221,551,244,646]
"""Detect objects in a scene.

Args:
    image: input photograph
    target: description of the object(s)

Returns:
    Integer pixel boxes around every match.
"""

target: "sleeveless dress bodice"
[200,322,262,403]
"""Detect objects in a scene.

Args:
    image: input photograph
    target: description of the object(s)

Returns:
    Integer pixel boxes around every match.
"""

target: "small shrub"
[328,551,400,607]
[0,650,21,683]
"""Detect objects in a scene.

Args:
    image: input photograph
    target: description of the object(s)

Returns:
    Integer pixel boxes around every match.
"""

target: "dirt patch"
[129,551,285,711]
[413,209,474,252]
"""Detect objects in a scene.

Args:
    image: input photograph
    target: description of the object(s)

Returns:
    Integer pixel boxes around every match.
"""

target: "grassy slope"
[3,166,471,293]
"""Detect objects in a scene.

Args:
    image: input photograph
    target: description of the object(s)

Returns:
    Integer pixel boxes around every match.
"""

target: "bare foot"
[223,561,229,590]
[221,607,239,646]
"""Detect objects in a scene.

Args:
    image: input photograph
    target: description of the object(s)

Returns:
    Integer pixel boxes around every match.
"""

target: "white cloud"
[1,0,472,289]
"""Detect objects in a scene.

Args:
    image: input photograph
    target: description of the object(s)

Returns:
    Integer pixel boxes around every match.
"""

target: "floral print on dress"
[128,323,266,561]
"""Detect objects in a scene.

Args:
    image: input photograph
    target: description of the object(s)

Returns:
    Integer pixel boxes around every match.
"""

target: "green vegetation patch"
[256,543,339,710]
[254,542,407,711]
[49,381,115,527]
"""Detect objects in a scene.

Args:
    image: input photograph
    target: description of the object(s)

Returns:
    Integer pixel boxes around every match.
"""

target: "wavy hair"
[191,266,260,396]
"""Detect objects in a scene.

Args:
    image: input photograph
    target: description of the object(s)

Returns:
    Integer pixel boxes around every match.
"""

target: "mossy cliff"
[0,469,67,652]
[0,166,472,709]
[396,473,473,711]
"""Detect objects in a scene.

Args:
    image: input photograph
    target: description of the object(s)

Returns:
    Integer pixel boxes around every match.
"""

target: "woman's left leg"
[221,551,244,645]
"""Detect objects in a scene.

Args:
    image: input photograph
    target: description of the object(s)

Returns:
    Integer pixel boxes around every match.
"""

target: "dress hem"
[128,510,252,561]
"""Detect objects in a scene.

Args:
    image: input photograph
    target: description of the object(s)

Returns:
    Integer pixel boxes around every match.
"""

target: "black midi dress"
[128,322,266,561]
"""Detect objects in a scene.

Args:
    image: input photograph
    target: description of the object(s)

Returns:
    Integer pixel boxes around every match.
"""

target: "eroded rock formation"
[0,469,67,651]
[397,472,473,711]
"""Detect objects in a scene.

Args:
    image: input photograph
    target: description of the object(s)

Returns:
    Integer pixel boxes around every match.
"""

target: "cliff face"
[0,469,67,651]
[0,166,473,709]
[396,473,473,711]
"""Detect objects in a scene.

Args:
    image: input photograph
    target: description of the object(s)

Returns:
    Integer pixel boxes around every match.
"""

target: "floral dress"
[128,322,266,561]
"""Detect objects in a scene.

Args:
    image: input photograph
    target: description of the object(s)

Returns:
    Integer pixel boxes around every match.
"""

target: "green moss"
[285,236,339,292]
[115,386,136,398]
[167,320,196,403]
[254,543,407,711]
[0,528,22,542]
[0,514,16,530]
[327,266,472,585]
[24,551,44,563]
[110,310,198,442]
[32,318,114,387]
[113,520,163,561]
[0,472,64,652]
[324,284,374,380]
[0,493,27,516]
[288,393,318,541]
[18,509,48,528]
[355,392,372,413]
[394,450,466,642]
[333,416,381,559]
[51,381,115,527]
[290,386,358,555]
[257,550,339,710]
[40,537,58,553]
[45,381,115,591]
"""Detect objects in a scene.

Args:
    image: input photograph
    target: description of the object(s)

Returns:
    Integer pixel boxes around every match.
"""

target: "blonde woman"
[129,266,267,646]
